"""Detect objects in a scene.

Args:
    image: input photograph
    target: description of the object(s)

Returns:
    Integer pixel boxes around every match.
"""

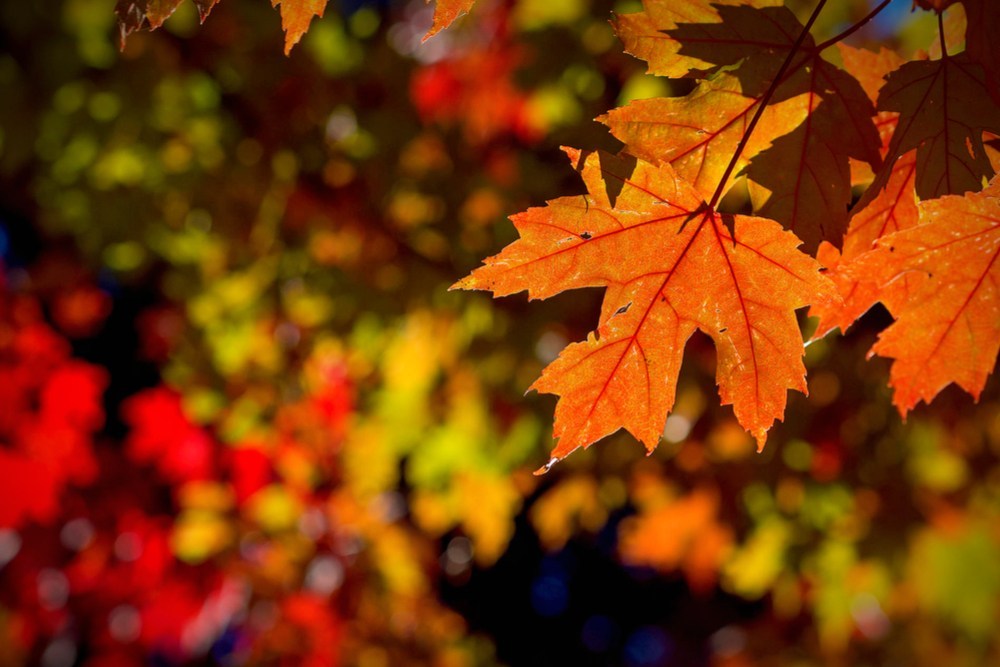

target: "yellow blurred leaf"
[723,517,790,599]
[171,510,233,563]
[909,520,1000,641]
[246,484,304,533]
[530,475,609,551]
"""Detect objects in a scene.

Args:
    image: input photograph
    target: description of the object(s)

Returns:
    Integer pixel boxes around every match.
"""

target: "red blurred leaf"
[0,452,61,528]
[411,45,542,145]
[122,388,215,484]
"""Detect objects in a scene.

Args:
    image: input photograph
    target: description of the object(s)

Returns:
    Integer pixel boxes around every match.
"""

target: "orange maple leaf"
[607,0,881,252]
[600,68,810,203]
[814,38,1000,338]
[857,178,1000,414]
[454,148,835,468]
[612,0,794,81]
[270,0,327,55]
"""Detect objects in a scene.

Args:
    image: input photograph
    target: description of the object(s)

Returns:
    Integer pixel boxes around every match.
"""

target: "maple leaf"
[599,68,810,202]
[857,178,1000,414]
[423,0,476,42]
[270,0,327,55]
[874,53,1000,200]
[607,0,881,251]
[612,0,791,81]
[454,148,835,466]
[815,38,996,337]
[114,0,219,49]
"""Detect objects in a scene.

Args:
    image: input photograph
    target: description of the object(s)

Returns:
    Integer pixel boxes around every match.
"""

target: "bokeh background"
[2,1,999,665]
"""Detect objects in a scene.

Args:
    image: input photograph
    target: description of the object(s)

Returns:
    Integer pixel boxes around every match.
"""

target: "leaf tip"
[805,323,834,345]
[560,145,583,166]
[195,0,219,23]
[533,457,560,476]
[449,275,478,291]
[753,429,768,453]
[421,0,475,42]
[421,24,445,43]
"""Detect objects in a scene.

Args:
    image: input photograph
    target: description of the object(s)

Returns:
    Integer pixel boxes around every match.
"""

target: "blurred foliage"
[1,1,1000,666]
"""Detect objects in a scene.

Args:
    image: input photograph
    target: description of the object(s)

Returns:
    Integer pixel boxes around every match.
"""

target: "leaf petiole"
[937,11,948,59]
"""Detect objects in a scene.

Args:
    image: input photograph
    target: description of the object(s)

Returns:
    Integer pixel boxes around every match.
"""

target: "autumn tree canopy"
[1,0,999,665]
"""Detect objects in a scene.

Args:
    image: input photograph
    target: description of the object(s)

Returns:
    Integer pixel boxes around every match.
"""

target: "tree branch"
[707,0,829,211]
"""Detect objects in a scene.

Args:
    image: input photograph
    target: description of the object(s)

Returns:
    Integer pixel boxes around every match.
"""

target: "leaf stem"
[812,0,894,52]
[938,11,948,59]
[707,0,829,211]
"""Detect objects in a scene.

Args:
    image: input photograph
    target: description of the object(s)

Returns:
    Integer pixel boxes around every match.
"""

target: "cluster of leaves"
[460,0,1000,469]
[3,0,1000,665]
[1,1,555,663]
[0,255,510,665]
[114,0,477,52]
[0,270,108,532]
[530,358,1000,661]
